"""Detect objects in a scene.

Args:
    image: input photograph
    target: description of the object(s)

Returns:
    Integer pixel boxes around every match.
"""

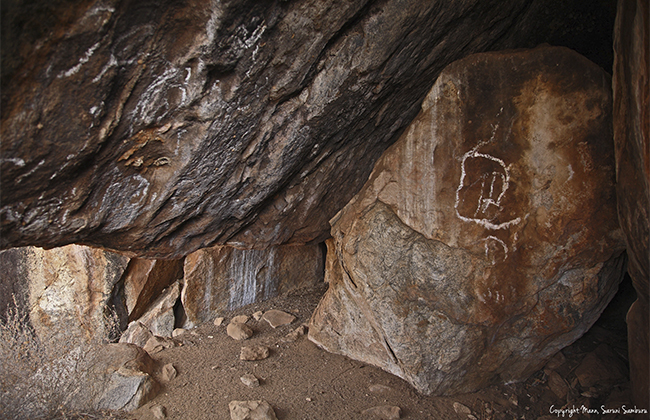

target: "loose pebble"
[240,373,260,387]
[361,405,401,420]
[150,403,166,419]
[229,400,277,420]
[453,402,472,415]
[261,310,296,328]
[240,345,270,361]
[227,322,254,340]
[161,363,177,382]
[172,328,187,338]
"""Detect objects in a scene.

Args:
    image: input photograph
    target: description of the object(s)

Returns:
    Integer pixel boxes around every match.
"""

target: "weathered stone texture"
[135,280,180,337]
[309,46,626,395]
[181,243,323,328]
[0,0,617,258]
[122,258,184,322]
[89,343,160,412]
[25,244,129,342]
[0,248,30,318]
[613,0,650,412]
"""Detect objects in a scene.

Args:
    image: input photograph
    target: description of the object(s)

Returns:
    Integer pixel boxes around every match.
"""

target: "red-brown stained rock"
[309,46,626,395]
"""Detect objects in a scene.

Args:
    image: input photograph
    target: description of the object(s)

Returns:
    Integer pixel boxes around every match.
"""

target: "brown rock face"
[613,0,650,411]
[309,46,626,395]
[0,0,617,258]
[181,244,323,327]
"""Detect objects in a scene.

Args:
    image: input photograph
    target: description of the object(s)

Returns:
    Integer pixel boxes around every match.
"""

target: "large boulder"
[0,0,617,258]
[88,343,160,412]
[181,243,323,327]
[613,0,649,412]
[309,46,627,395]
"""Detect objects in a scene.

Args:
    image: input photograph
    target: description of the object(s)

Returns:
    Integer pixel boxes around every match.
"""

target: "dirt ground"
[128,278,637,420]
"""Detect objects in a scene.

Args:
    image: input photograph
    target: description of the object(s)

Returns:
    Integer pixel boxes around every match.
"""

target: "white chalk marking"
[482,235,509,264]
[455,143,521,230]
[92,54,117,83]
[1,158,25,167]
[58,41,101,79]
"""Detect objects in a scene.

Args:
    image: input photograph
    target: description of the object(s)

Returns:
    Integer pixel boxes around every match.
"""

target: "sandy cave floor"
[128,279,636,420]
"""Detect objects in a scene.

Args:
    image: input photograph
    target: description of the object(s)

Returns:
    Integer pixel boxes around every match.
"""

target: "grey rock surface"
[90,343,160,412]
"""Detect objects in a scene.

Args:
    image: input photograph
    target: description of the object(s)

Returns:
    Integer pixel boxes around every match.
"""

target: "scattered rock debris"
[128,282,634,420]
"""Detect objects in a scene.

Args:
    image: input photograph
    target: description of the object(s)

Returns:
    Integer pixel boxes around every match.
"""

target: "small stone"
[227,322,254,340]
[306,397,312,402]
[261,309,296,328]
[232,315,250,324]
[282,325,307,342]
[361,405,401,419]
[214,317,225,326]
[240,374,260,387]
[453,402,472,415]
[150,403,166,419]
[229,400,278,420]
[545,351,566,370]
[240,345,270,361]
[161,363,177,382]
[369,384,393,394]
[252,311,264,321]
[143,335,176,354]
[172,328,187,337]
[119,321,153,348]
